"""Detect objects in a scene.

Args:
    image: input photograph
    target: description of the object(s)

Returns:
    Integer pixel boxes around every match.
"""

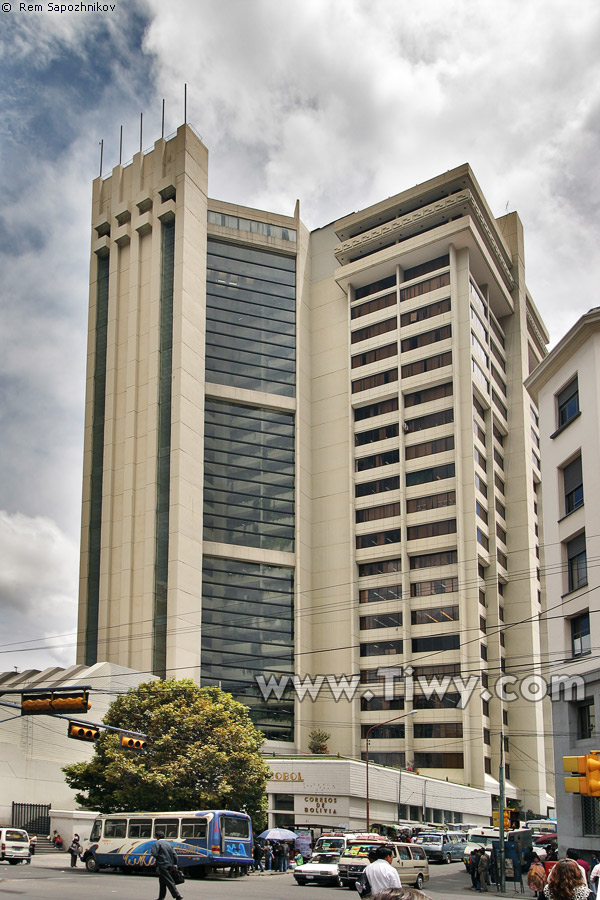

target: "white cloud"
[0,511,79,670]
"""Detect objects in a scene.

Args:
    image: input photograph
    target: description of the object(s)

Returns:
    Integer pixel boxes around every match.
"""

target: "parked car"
[414,831,467,863]
[293,851,341,886]
[0,828,30,865]
[338,840,429,889]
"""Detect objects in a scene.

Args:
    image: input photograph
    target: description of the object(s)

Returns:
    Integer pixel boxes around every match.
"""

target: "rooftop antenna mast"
[184,83,187,124]
[119,125,123,165]
[99,139,103,177]
[161,99,165,139]
[139,112,143,152]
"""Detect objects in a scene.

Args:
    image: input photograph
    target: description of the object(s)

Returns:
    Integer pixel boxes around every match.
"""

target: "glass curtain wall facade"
[202,238,296,740]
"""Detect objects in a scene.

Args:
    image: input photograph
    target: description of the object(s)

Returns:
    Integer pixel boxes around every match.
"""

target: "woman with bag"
[527,855,547,899]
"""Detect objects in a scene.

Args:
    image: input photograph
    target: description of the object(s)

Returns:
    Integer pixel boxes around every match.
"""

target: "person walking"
[253,840,264,873]
[68,834,81,867]
[544,858,589,900]
[364,845,402,894]
[150,830,183,900]
[477,848,490,892]
[527,854,547,900]
[29,835,37,856]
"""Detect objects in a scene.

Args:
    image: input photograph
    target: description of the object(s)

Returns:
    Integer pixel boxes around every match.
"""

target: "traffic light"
[68,722,100,742]
[21,690,90,716]
[563,752,600,795]
[120,734,147,752]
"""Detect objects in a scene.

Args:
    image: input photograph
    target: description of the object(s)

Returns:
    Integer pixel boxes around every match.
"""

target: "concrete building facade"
[78,123,553,813]
[526,309,600,854]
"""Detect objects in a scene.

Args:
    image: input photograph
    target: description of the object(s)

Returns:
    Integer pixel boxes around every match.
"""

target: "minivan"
[415,831,467,863]
[338,839,429,889]
[0,828,30,864]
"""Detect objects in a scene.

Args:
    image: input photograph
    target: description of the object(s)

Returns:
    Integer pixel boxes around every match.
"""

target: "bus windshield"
[222,816,251,839]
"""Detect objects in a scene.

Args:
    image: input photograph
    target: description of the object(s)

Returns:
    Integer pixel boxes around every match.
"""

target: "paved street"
[0,854,529,900]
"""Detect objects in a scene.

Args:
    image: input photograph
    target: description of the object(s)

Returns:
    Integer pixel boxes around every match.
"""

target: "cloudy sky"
[0,0,599,673]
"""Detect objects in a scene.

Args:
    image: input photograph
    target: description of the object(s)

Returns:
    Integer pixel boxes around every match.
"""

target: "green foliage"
[63,679,270,829]
[308,728,330,754]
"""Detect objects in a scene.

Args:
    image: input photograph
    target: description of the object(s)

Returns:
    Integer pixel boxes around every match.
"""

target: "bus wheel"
[415,874,424,889]
[85,855,99,872]
[120,866,133,874]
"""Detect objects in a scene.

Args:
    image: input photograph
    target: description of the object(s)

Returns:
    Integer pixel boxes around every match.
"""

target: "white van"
[313,832,384,855]
[0,828,30,864]
[338,839,429,889]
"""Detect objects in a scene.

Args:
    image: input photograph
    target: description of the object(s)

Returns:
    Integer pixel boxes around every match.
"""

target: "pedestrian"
[264,840,273,871]
[590,857,600,897]
[469,848,481,890]
[150,829,183,900]
[566,849,590,886]
[544,859,589,900]
[527,854,547,900]
[29,834,37,856]
[253,840,264,873]
[477,848,490,892]
[68,834,81,867]
[371,889,434,900]
[364,845,402,894]
[55,834,63,850]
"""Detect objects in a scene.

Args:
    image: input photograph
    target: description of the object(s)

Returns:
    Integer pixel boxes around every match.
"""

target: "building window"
[352,317,397,345]
[582,797,600,836]
[412,634,460,653]
[400,271,450,301]
[404,407,454,434]
[404,381,453,408]
[360,640,403,657]
[352,368,398,394]
[361,696,404,711]
[355,397,399,421]
[557,377,579,430]
[413,692,461,710]
[352,342,397,370]
[484,757,492,775]
[411,605,459,624]
[571,613,591,658]
[400,297,451,328]
[409,550,458,569]
[577,699,595,740]
[361,723,405,739]
[355,423,399,446]
[410,578,458,598]
[355,275,397,301]
[406,463,455,487]
[356,475,401,497]
[406,491,456,513]
[351,291,397,320]
[401,324,451,353]
[360,612,403,630]
[356,503,401,528]
[406,519,457,540]
[414,723,463,739]
[483,729,491,745]
[356,528,401,549]
[359,560,401,578]
[363,751,406,767]
[359,584,403,603]
[356,449,400,472]
[563,455,584,515]
[413,752,464,769]
[401,351,452,379]
[405,435,454,460]
[567,532,587,592]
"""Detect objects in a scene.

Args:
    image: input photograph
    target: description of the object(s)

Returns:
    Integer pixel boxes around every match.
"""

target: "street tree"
[63,679,270,828]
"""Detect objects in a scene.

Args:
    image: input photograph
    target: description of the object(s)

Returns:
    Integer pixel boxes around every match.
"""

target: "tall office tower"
[79,124,552,811]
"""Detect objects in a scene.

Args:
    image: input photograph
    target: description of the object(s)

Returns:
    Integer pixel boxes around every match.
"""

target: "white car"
[293,851,341,886]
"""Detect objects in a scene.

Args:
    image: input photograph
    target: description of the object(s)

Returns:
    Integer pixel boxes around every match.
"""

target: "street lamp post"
[365,709,418,832]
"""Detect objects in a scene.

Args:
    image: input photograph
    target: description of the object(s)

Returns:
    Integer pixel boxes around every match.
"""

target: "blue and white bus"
[81,809,253,876]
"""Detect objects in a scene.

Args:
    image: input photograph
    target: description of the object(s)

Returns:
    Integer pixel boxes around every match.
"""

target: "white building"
[267,756,491,831]
[0,663,149,829]
[526,308,600,854]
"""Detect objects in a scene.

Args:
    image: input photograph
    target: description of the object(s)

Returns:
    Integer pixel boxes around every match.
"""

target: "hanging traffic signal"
[120,734,147,752]
[68,722,100,742]
[21,690,90,716]
[563,752,600,794]
[585,752,600,796]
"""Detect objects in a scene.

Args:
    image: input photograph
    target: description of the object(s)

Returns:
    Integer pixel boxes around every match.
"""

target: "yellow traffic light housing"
[68,723,100,742]
[120,734,147,752]
[21,690,90,716]
[563,752,600,794]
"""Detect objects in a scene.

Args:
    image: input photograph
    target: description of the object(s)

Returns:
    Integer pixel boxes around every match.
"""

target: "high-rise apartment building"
[78,123,552,813]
